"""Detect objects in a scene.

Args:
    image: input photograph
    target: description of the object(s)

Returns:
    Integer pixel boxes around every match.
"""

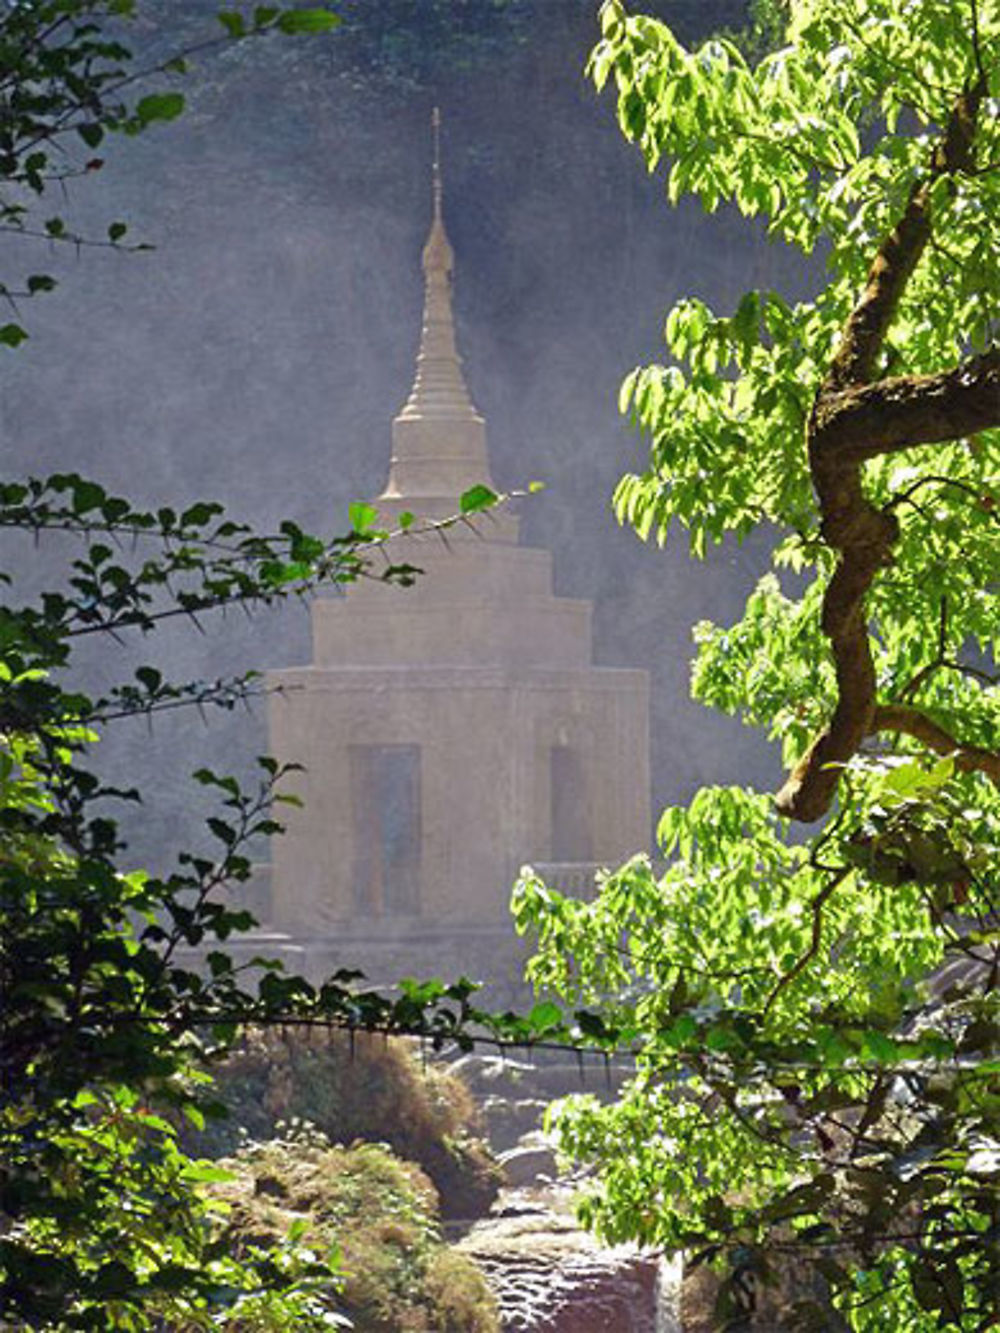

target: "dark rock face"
[681,1256,849,1331]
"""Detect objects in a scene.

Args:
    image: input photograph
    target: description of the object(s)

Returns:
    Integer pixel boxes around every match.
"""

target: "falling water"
[657,1255,684,1332]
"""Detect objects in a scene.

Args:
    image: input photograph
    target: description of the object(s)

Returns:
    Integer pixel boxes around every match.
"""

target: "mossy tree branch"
[776,76,999,822]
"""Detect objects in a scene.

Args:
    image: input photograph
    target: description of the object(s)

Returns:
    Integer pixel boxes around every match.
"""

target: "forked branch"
[776,76,1000,823]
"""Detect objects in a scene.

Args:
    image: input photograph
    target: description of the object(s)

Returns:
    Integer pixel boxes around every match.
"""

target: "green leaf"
[275,8,342,34]
[180,1161,235,1184]
[0,324,28,348]
[528,1000,563,1031]
[217,11,246,37]
[349,501,378,534]
[182,1104,206,1131]
[460,484,498,514]
[180,501,222,526]
[72,480,106,513]
[135,92,185,126]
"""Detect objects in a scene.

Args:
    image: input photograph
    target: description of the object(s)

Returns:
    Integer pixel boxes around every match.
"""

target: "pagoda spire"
[397,108,481,424]
[382,110,495,502]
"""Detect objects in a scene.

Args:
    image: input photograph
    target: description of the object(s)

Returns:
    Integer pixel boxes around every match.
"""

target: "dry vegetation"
[215,1131,500,1332]
[185,1028,502,1219]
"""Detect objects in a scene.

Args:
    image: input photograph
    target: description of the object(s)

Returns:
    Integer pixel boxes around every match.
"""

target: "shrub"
[215,1132,500,1333]
[186,1028,502,1219]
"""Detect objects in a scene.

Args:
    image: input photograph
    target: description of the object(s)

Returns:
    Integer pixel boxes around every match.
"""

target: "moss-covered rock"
[185,1029,502,1219]
[215,1132,500,1333]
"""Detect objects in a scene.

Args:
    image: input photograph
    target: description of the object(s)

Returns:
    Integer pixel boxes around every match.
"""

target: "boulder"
[480,1094,549,1152]
[498,1144,559,1189]
[459,1202,665,1332]
[450,1054,538,1097]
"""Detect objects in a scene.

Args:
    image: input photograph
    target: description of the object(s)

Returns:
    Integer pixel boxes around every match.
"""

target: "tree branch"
[764,867,852,1012]
[825,76,986,391]
[813,348,1000,460]
[775,490,896,821]
[871,704,1000,783]
[776,77,993,823]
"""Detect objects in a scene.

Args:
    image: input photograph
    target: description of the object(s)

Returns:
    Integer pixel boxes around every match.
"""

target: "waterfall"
[656,1254,684,1332]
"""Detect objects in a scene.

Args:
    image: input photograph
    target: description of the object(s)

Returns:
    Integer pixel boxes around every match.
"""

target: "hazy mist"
[0,0,816,871]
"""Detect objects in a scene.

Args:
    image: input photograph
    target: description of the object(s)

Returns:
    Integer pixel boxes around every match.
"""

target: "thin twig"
[765,867,852,1012]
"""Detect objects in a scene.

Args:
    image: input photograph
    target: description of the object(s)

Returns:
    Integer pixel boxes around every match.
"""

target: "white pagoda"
[260,117,650,989]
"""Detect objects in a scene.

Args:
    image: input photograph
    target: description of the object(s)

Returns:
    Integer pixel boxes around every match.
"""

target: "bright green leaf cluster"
[518,2,1000,1324]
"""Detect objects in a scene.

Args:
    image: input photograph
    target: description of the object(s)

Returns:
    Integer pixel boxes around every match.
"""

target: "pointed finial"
[432,106,443,221]
[422,106,451,277]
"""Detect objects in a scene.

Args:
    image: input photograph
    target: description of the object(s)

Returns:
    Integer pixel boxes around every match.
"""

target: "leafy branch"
[776,76,998,822]
[0,2,342,330]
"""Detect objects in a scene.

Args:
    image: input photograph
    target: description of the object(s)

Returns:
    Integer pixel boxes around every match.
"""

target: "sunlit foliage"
[515,1,1000,1326]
